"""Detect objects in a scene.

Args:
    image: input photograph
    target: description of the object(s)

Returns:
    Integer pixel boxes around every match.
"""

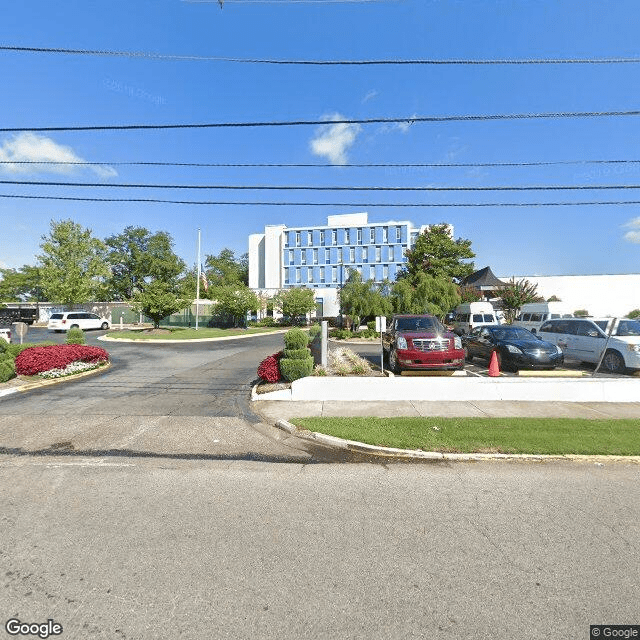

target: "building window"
[388,246,394,262]
[307,231,313,245]
[332,267,338,282]
[285,268,289,282]
[296,268,301,283]
[308,268,313,282]
[376,246,381,262]
[383,227,388,243]
[349,247,355,263]
[345,229,350,244]
[320,267,325,283]
[362,248,368,263]
[295,231,301,247]
[369,266,375,280]
[332,229,337,245]
[288,250,294,265]
[325,248,330,263]
[313,249,318,265]
[337,247,343,263]
[370,227,375,243]
[396,226,401,242]
[383,265,389,279]
[320,230,325,244]
[357,228,362,244]
[301,251,307,265]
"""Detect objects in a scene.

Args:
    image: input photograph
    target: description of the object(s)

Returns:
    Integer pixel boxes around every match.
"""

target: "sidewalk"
[253,398,640,423]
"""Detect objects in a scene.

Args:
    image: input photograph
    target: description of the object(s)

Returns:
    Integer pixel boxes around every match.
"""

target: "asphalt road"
[1,328,638,639]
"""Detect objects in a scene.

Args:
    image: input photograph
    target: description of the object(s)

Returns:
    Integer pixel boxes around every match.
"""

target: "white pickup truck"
[0,327,11,344]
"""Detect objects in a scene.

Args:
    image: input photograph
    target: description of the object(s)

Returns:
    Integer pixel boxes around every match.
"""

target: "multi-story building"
[249,212,432,317]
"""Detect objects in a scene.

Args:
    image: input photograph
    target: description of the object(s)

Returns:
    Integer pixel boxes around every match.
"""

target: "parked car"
[382,314,465,374]
[0,307,37,326]
[538,317,640,374]
[48,312,110,332]
[512,302,573,334]
[463,325,564,371]
[0,327,11,344]
[451,302,501,336]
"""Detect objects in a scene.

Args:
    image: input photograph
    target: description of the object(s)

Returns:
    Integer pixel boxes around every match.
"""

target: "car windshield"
[616,319,640,336]
[396,317,442,332]
[490,327,535,341]
[50,313,63,319]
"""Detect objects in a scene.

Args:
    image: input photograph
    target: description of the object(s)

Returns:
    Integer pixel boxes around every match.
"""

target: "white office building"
[249,212,432,318]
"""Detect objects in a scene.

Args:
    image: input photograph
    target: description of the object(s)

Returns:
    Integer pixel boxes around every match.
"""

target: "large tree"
[105,226,186,300]
[38,219,110,304]
[0,265,44,302]
[391,273,460,320]
[211,285,258,327]
[130,280,192,329]
[273,288,316,324]
[338,271,392,329]
[400,223,475,284]
[204,248,248,287]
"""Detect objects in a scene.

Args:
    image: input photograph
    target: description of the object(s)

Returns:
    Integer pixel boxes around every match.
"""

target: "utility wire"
[4,45,640,66]
[2,193,640,207]
[3,110,640,133]
[2,159,640,168]
[2,179,640,191]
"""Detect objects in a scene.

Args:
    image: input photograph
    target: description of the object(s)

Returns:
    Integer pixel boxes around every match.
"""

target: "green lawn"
[292,417,640,456]
[108,326,285,340]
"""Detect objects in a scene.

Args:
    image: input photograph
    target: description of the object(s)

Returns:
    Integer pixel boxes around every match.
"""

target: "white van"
[452,302,500,336]
[538,317,640,374]
[513,302,573,335]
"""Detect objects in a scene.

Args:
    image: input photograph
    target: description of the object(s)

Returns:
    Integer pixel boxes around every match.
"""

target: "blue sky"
[1,0,640,277]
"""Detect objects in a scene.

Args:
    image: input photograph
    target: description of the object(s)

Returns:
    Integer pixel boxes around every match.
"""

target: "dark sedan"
[462,325,564,371]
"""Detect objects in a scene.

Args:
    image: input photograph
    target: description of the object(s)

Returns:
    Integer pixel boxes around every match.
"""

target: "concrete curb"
[274,418,640,464]
[99,329,289,344]
[0,362,112,398]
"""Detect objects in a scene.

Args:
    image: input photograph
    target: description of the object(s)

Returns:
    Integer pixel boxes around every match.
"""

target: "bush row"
[15,345,109,376]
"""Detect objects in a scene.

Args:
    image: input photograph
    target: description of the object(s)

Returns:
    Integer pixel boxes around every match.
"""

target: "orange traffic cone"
[488,350,500,377]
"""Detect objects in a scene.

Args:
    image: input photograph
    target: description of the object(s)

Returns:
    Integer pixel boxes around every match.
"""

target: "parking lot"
[337,340,637,379]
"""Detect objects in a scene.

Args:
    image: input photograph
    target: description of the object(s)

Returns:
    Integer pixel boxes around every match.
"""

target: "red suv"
[382,314,465,374]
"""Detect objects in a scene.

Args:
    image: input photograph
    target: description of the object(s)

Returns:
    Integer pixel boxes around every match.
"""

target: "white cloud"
[0,132,117,178]
[362,90,378,104]
[623,217,640,243]
[309,114,361,165]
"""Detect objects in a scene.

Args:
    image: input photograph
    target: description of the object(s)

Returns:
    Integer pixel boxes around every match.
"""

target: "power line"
[4,45,640,66]
[2,193,640,207]
[2,179,640,191]
[3,110,640,133]
[2,159,640,168]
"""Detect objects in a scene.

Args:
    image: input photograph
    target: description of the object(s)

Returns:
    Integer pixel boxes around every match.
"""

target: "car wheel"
[101,322,109,330]
[389,348,402,375]
[601,350,626,374]
[70,324,79,330]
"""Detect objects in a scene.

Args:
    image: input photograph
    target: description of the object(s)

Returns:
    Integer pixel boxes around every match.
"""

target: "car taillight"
[62,319,66,324]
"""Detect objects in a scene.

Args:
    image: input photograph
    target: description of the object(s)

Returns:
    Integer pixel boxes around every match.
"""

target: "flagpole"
[196,228,201,330]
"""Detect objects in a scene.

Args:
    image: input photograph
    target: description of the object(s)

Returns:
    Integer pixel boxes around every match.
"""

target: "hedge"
[15,345,109,376]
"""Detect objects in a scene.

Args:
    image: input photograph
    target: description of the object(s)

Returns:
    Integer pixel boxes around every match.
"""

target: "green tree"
[273,288,316,324]
[0,265,44,302]
[547,295,562,302]
[130,280,192,329]
[204,248,248,287]
[105,226,186,300]
[628,309,640,319]
[400,223,475,283]
[458,285,482,303]
[391,273,460,319]
[500,278,544,323]
[338,271,392,329]
[38,219,110,304]
[211,285,258,327]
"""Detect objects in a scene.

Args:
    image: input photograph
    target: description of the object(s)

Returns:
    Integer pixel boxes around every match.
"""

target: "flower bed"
[15,345,110,376]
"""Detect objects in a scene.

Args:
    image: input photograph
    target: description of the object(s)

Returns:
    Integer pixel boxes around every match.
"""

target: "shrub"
[628,309,640,319]
[283,327,309,350]
[574,309,589,318]
[279,358,314,381]
[257,351,283,383]
[0,339,8,355]
[15,345,109,376]
[283,347,311,360]
[0,359,15,383]
[358,328,379,339]
[66,327,86,345]
[329,328,353,340]
[308,324,322,339]
[367,321,376,332]
[256,317,277,327]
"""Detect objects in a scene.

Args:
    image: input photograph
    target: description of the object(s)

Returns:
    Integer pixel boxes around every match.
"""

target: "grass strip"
[292,417,640,456]
[108,327,284,340]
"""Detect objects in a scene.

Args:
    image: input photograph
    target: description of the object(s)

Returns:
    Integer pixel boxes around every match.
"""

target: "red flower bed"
[257,351,283,383]
[15,345,110,376]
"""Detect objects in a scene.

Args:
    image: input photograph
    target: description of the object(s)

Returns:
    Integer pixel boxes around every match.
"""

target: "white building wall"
[248,233,265,289]
[264,225,285,289]
[504,274,640,318]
